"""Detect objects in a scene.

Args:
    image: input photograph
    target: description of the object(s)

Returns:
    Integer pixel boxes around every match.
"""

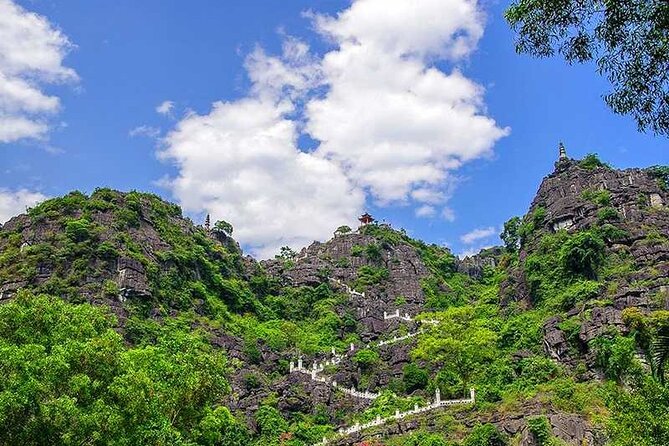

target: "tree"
[334,225,352,235]
[412,306,497,394]
[606,377,669,446]
[276,246,296,260]
[463,423,509,446]
[652,326,669,385]
[353,348,380,370]
[559,230,605,279]
[500,217,521,252]
[403,363,429,392]
[213,220,233,236]
[506,0,669,136]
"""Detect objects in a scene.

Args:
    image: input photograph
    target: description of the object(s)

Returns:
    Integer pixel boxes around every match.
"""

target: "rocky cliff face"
[263,228,431,342]
[512,158,669,375]
[0,189,248,322]
[1,158,667,446]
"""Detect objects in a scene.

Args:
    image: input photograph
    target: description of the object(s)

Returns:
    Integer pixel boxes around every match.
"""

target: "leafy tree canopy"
[506,0,669,136]
[213,220,233,236]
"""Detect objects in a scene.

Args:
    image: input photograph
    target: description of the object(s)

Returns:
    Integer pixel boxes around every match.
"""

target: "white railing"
[291,359,379,401]
[311,388,475,445]
[329,278,366,298]
[377,329,424,346]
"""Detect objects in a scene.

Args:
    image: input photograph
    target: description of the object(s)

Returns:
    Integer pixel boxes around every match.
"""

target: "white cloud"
[0,0,78,143]
[155,100,174,116]
[458,244,493,259]
[460,226,497,244]
[307,0,509,206]
[0,188,47,223]
[415,205,436,218]
[441,206,456,222]
[161,0,507,257]
[159,42,363,258]
[129,125,161,138]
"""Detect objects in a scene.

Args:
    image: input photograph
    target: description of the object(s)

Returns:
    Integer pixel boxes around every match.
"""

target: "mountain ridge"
[0,155,668,445]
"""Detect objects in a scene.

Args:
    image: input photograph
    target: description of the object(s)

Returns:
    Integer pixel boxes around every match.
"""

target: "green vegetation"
[334,225,352,235]
[0,292,234,445]
[648,166,669,191]
[500,216,521,252]
[581,188,611,206]
[353,348,380,370]
[506,0,669,136]
[3,184,669,445]
[578,154,611,170]
[213,219,233,236]
[462,423,508,446]
[355,265,390,288]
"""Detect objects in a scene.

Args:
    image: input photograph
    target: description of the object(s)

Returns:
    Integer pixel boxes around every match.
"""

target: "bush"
[580,188,611,206]
[527,416,552,445]
[647,165,669,191]
[353,349,380,370]
[590,335,638,382]
[403,363,429,392]
[579,153,610,170]
[597,207,620,222]
[355,265,389,288]
[102,279,120,297]
[463,423,509,446]
[65,218,92,242]
[559,230,605,279]
[334,225,352,234]
[365,243,383,262]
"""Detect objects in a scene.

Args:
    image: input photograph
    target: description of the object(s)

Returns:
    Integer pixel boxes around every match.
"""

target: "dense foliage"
[506,0,669,136]
[0,292,236,446]
[1,183,669,445]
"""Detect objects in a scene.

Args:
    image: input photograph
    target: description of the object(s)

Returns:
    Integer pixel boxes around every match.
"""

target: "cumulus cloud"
[0,188,47,223]
[460,226,497,244]
[159,41,362,258]
[155,100,174,116]
[0,0,78,143]
[308,0,509,212]
[161,0,507,257]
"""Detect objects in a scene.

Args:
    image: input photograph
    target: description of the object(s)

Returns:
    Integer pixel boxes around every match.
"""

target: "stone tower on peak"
[558,141,567,160]
[554,141,572,171]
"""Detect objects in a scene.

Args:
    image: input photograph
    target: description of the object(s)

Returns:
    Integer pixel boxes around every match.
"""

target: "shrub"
[580,188,611,206]
[65,218,92,242]
[351,245,364,257]
[527,416,552,445]
[597,207,620,222]
[353,349,380,370]
[403,363,429,392]
[102,279,120,297]
[648,165,669,190]
[590,335,638,383]
[463,423,509,446]
[579,153,610,170]
[365,243,383,263]
[334,225,352,234]
[355,266,389,287]
[559,230,605,279]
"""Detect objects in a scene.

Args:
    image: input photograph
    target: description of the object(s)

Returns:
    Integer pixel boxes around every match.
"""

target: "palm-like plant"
[652,327,669,385]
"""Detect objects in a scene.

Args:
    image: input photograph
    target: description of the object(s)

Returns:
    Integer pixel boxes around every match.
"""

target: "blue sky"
[0,0,666,258]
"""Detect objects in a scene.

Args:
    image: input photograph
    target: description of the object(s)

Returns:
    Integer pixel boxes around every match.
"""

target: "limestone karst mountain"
[0,154,668,445]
